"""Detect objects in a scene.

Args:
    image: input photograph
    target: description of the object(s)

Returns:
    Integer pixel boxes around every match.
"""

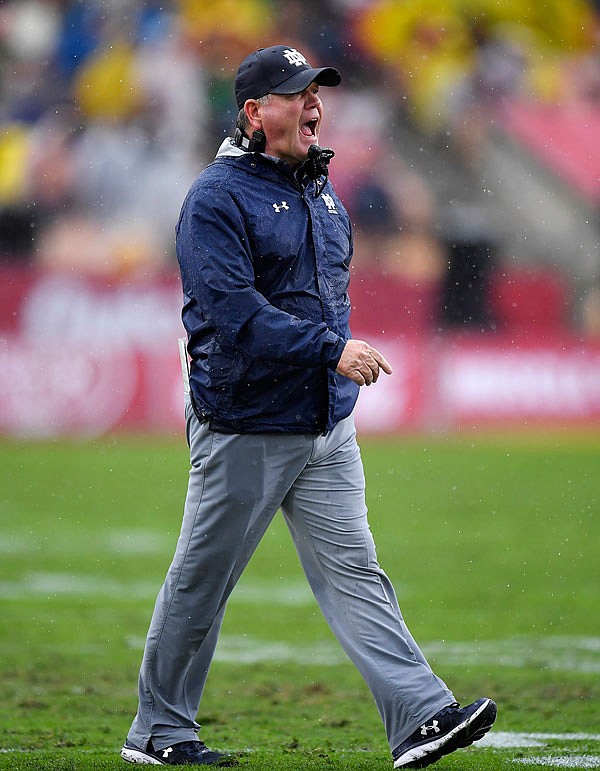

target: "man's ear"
[244,100,263,132]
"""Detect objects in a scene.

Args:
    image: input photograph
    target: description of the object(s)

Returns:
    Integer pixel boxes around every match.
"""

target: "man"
[120,45,497,769]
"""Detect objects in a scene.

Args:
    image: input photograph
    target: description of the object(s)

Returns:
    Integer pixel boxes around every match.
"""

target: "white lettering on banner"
[20,276,183,349]
[440,349,600,416]
[0,340,138,437]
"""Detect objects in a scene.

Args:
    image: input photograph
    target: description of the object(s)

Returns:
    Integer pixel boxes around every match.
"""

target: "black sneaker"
[392,697,497,769]
[120,738,236,766]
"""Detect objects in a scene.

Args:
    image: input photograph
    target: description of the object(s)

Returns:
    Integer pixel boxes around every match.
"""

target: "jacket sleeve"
[176,182,346,370]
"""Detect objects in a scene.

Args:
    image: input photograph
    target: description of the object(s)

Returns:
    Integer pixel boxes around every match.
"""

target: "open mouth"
[300,118,318,138]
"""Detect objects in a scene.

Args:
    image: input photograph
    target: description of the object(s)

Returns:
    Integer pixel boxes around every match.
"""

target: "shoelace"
[439,702,460,714]
[178,741,209,754]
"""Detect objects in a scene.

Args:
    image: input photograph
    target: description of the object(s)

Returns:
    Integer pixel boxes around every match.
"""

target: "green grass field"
[1,432,599,770]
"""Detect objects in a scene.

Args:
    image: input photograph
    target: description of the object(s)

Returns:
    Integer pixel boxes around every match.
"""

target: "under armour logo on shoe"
[162,747,173,758]
[420,720,440,736]
[272,201,289,213]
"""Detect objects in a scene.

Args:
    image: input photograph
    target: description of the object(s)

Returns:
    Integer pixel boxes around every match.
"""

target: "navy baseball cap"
[235,45,341,109]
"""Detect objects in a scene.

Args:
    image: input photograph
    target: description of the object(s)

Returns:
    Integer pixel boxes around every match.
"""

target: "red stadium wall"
[1,265,600,437]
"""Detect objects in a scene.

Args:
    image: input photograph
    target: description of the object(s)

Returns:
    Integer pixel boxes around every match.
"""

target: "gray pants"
[127,405,454,753]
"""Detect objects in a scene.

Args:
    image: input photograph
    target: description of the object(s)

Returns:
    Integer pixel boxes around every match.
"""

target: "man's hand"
[335,339,393,386]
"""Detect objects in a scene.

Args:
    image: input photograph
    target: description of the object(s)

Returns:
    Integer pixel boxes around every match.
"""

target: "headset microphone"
[304,144,335,196]
[234,132,334,196]
[305,144,334,179]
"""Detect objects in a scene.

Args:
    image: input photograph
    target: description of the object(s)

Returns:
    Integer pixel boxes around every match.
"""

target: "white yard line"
[0,572,315,605]
[514,758,600,768]
[2,734,600,767]
[481,733,600,748]
[482,732,600,768]
[117,632,600,677]
[2,571,600,673]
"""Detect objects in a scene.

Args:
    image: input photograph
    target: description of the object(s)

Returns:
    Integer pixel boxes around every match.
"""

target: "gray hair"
[235,94,270,133]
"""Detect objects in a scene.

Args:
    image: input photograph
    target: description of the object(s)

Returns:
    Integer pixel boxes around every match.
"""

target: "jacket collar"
[215,137,245,159]
[214,137,323,193]
[215,138,294,171]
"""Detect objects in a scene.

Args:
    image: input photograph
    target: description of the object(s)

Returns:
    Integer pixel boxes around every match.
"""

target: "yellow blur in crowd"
[355,0,597,128]
[0,0,598,281]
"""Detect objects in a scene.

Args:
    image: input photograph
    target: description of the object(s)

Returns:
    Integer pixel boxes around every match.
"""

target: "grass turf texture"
[0,432,599,770]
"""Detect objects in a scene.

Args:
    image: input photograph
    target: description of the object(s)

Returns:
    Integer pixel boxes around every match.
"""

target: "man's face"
[257,83,323,165]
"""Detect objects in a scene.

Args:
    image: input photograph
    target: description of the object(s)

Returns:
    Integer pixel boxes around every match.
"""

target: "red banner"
[1,266,599,436]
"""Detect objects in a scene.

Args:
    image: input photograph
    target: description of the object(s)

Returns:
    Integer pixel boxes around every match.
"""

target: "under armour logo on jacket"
[272,201,290,213]
[282,49,308,67]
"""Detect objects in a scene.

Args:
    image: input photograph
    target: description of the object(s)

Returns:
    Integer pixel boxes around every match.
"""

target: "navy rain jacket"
[175,139,360,434]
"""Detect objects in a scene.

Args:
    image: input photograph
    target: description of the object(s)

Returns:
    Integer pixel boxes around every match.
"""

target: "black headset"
[233,128,266,153]
[233,129,335,196]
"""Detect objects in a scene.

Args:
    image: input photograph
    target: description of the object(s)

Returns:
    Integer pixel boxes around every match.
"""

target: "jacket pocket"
[210,346,251,411]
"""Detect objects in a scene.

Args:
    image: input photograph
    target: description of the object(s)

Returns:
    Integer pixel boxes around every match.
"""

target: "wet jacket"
[175,139,359,434]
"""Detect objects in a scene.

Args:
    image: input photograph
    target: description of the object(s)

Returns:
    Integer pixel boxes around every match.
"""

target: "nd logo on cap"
[281,48,308,67]
[234,44,341,109]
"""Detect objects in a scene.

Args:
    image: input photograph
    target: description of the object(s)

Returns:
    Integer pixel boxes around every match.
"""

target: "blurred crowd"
[1,0,599,331]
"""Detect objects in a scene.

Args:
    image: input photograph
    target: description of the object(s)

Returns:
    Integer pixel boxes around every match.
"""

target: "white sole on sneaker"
[120,745,164,764]
[393,698,496,769]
